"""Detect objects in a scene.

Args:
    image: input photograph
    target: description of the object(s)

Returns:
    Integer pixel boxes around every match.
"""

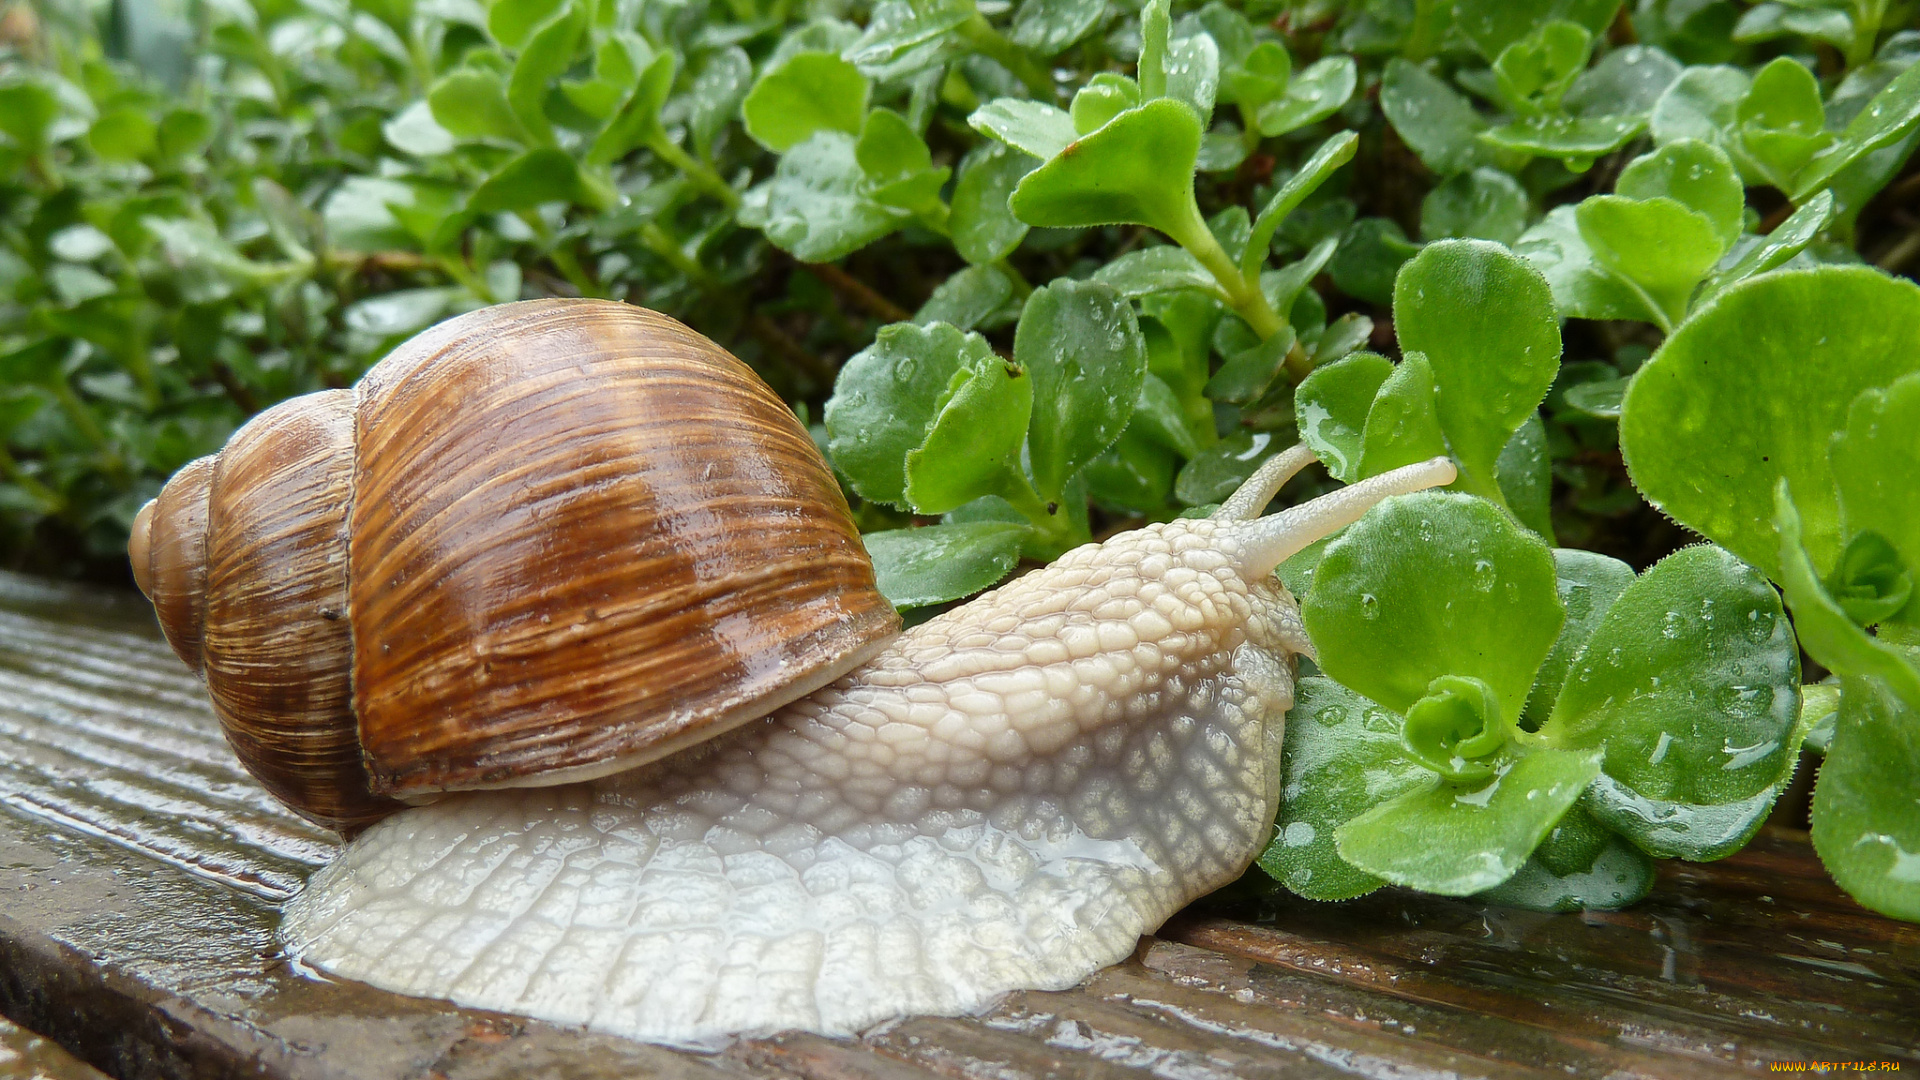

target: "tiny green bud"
[1825,530,1913,627]
[1401,674,1508,780]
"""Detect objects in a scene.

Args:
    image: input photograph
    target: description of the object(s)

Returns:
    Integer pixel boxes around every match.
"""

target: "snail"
[130,298,1457,1045]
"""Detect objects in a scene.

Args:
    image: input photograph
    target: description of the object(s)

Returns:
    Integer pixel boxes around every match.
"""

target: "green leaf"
[1562,43,1682,119]
[1015,280,1148,502]
[1071,74,1142,135]
[1254,56,1357,138]
[1832,374,1920,625]
[905,356,1036,515]
[1244,131,1358,281]
[687,47,752,158]
[1128,373,1202,458]
[1480,113,1647,160]
[1543,545,1802,857]
[857,108,948,211]
[1174,430,1284,504]
[1616,139,1744,249]
[1258,677,1428,901]
[1793,60,1920,200]
[738,131,907,262]
[1526,549,1636,725]
[488,0,564,48]
[1620,268,1920,580]
[742,52,870,152]
[1575,196,1724,330]
[916,265,1016,331]
[1205,326,1295,405]
[1303,490,1564,722]
[429,67,522,142]
[1221,39,1290,110]
[1823,532,1913,627]
[1491,20,1591,113]
[508,0,588,146]
[1328,217,1420,308]
[1516,206,1646,321]
[1810,676,1920,922]
[1007,99,1203,233]
[1736,57,1831,189]
[0,79,61,153]
[1649,63,1747,151]
[968,98,1077,160]
[1393,239,1562,500]
[827,322,998,508]
[864,521,1033,610]
[1774,484,1920,706]
[1697,190,1833,304]
[468,148,597,212]
[1380,58,1492,176]
[1166,31,1221,124]
[1454,0,1622,60]
[1010,0,1107,55]
[1419,167,1530,245]
[950,142,1036,265]
[587,49,675,166]
[1335,747,1604,896]
[1401,673,1510,780]
[1476,831,1655,912]
[1093,246,1223,299]
[383,100,456,157]
[1358,351,1449,477]
[1294,351,1392,484]
[89,107,158,161]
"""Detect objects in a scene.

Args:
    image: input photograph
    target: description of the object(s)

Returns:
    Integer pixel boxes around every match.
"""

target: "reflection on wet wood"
[0,570,1914,1079]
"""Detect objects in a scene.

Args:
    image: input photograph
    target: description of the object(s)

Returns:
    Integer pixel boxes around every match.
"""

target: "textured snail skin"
[281,453,1457,1045]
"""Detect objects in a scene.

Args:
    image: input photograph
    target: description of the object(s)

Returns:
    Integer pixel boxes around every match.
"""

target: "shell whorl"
[132,299,900,834]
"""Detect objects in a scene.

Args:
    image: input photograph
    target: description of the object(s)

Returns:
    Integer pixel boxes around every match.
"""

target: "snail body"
[131,299,1457,1043]
[282,447,1454,1045]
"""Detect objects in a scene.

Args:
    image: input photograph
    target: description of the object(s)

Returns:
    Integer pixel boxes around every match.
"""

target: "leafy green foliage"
[8,0,1920,920]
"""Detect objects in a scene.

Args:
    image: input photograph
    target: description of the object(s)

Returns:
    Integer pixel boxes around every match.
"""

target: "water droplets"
[1471,559,1496,592]
[1359,592,1380,619]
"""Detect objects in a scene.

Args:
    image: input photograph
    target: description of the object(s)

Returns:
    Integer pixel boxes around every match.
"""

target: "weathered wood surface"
[0,570,1913,1079]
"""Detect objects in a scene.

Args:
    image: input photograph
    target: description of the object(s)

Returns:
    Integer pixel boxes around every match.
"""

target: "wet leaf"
[864,522,1031,609]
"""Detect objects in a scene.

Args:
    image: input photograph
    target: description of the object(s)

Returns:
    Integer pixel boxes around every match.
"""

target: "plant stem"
[1163,195,1286,340]
[0,444,64,516]
[648,134,742,208]
[999,469,1080,553]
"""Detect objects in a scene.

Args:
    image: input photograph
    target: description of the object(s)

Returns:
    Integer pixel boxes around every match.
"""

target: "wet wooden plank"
[0,569,1914,1079]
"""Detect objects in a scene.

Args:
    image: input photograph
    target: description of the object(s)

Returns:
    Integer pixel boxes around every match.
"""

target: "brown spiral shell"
[129,299,900,834]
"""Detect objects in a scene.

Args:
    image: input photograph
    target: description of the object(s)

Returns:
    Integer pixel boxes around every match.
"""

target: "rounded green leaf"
[1014,279,1148,502]
[1393,239,1562,499]
[742,52,870,152]
[951,142,1036,266]
[430,68,522,142]
[1811,676,1920,921]
[968,99,1077,161]
[1575,195,1724,330]
[1254,55,1356,138]
[905,355,1034,515]
[89,108,158,162]
[1475,832,1655,912]
[1007,99,1203,234]
[1380,58,1491,176]
[1832,373,1920,626]
[1544,544,1801,806]
[1420,167,1530,245]
[1335,747,1604,896]
[1358,351,1449,479]
[1303,490,1564,722]
[1402,674,1509,780]
[1616,139,1744,249]
[863,521,1031,611]
[1525,548,1636,725]
[737,131,906,262]
[1620,267,1920,579]
[1293,351,1392,484]
[826,322,997,508]
[1009,0,1107,55]
[1258,677,1428,901]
